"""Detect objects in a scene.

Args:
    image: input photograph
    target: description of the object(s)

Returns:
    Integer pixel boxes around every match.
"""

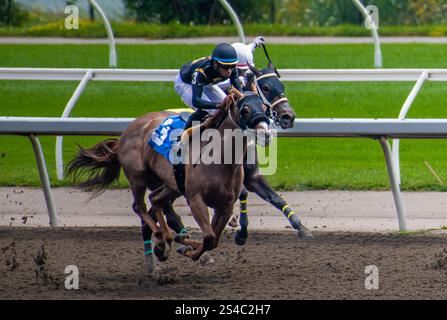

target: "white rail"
[4,68,447,82]
[3,117,447,231]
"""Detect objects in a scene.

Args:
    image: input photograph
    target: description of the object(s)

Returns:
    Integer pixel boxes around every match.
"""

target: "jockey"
[174,43,243,131]
[217,36,265,92]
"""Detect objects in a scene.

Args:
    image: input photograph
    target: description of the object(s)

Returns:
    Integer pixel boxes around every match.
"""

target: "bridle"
[221,95,269,132]
[253,72,289,126]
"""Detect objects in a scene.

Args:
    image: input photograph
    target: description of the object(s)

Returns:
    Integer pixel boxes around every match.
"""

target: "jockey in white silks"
[217,36,265,92]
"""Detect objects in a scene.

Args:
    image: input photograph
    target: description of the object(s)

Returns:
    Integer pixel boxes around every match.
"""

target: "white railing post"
[56,69,93,180]
[29,135,58,227]
[218,0,246,43]
[87,0,117,67]
[352,0,383,68]
[393,70,428,185]
[379,137,407,231]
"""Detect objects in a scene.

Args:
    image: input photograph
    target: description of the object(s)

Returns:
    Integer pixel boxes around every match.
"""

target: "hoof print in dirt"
[3,241,19,271]
[33,244,61,289]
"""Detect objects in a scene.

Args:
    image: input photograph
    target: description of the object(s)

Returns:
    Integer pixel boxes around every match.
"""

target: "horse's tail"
[67,139,121,198]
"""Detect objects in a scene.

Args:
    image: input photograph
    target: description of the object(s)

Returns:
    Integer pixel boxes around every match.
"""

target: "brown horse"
[68,93,270,263]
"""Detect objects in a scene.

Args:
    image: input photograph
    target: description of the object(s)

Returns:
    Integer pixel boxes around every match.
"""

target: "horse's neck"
[216,107,247,167]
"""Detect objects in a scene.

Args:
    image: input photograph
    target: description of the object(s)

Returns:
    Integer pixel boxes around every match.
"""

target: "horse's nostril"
[279,114,295,128]
[281,114,292,121]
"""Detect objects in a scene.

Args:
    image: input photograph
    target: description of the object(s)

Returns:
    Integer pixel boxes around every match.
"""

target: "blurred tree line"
[279,0,447,26]
[0,0,27,26]
[124,0,447,26]
[3,0,447,27]
[124,0,277,24]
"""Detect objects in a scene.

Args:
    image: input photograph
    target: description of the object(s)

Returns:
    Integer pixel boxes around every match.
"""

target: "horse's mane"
[199,92,237,131]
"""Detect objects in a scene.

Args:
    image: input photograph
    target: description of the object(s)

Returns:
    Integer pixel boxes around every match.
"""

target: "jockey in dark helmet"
[174,43,243,131]
[217,36,265,92]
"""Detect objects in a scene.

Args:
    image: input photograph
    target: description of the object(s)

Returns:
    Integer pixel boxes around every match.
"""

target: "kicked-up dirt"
[1,227,447,300]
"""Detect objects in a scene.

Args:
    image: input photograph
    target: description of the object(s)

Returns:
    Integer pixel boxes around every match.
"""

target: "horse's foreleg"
[141,220,154,273]
[212,206,235,249]
[234,187,249,246]
[152,206,173,261]
[245,175,314,240]
[129,182,161,271]
[149,186,178,261]
[182,195,215,261]
[152,202,202,249]
[162,202,188,240]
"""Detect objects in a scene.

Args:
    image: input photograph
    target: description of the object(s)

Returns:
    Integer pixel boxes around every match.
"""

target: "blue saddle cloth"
[148,115,186,164]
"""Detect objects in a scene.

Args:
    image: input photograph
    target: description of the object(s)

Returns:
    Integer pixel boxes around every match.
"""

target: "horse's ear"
[248,64,262,77]
[268,62,281,78]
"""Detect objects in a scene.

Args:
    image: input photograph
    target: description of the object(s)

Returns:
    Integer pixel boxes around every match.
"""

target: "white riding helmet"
[231,42,254,71]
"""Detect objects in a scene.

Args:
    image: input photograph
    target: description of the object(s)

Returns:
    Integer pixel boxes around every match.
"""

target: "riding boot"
[174,109,208,158]
[184,109,208,131]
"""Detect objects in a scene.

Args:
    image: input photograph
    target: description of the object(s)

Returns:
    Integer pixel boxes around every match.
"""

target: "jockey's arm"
[190,69,219,110]
[250,36,265,53]
[229,69,243,92]
[192,84,219,110]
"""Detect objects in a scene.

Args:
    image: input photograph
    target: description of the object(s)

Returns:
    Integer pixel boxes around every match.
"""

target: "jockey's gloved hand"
[254,36,265,47]
[216,101,227,110]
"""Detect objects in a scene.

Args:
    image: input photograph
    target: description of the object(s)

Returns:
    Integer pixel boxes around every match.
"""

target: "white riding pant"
[174,73,226,115]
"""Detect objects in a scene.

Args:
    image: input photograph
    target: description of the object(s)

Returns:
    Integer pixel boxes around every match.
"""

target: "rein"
[253,72,289,123]
[227,105,246,131]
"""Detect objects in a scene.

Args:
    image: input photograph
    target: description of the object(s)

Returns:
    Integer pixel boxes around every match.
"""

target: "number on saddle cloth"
[148,114,187,164]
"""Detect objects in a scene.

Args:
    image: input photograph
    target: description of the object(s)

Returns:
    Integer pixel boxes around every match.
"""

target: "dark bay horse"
[68,93,270,265]
[233,63,315,245]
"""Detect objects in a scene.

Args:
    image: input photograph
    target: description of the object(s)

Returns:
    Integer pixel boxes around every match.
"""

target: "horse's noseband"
[234,95,269,130]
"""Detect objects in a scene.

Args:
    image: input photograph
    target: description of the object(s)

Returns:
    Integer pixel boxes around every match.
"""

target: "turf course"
[1,43,447,190]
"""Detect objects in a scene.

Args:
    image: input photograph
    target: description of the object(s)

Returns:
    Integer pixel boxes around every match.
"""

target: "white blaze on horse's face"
[254,121,272,147]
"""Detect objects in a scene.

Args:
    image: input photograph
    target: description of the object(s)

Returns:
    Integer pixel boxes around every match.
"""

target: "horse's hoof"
[154,246,168,262]
[228,216,239,228]
[234,231,248,246]
[174,232,190,244]
[176,245,193,256]
[199,253,215,266]
[203,235,215,251]
[298,225,315,240]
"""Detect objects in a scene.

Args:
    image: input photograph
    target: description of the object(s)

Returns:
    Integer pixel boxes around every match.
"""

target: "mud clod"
[429,248,447,270]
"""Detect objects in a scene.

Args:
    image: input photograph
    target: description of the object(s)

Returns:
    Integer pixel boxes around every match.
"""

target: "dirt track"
[1,227,447,300]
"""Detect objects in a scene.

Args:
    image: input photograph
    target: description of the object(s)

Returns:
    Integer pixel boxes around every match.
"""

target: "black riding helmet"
[212,43,238,66]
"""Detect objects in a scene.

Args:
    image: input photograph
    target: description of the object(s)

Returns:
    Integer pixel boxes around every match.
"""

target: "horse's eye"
[262,85,270,93]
